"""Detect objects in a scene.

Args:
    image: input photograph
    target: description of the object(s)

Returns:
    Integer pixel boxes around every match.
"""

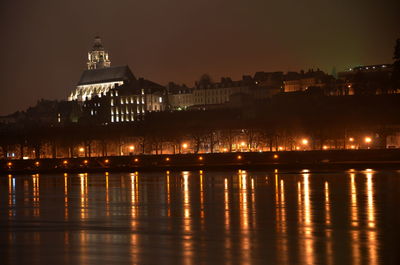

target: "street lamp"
[365,137,372,143]
[129,145,135,151]
[302,139,308,145]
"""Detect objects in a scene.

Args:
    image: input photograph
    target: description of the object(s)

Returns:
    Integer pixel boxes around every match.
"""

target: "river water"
[1,169,399,264]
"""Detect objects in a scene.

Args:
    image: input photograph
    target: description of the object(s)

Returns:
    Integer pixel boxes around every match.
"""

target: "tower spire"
[87,36,111,70]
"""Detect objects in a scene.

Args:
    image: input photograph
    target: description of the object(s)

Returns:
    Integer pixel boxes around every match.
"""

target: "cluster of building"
[66,36,394,125]
[1,36,393,126]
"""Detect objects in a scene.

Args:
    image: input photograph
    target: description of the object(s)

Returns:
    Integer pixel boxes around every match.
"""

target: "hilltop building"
[68,36,166,124]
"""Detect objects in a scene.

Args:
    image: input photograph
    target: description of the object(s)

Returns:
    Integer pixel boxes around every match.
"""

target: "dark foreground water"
[1,169,399,265]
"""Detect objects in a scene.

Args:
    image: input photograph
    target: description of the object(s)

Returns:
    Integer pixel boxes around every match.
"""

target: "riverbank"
[2,149,400,174]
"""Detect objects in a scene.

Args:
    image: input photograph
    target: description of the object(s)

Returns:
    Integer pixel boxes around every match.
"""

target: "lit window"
[159,97,163,103]
[130,97,134,104]
[111,99,114,106]
[116,91,119,96]
[111,116,114,122]
[121,115,124,122]
[116,116,119,122]
[121,98,124,104]
[126,98,129,104]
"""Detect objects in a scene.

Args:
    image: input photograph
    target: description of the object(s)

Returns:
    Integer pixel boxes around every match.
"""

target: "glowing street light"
[79,147,85,152]
[240,141,246,147]
[129,145,135,151]
[273,154,279,159]
[365,137,372,143]
[182,143,188,149]
[198,156,203,161]
[349,137,354,142]
[302,139,309,145]
[63,160,68,165]
[323,145,328,150]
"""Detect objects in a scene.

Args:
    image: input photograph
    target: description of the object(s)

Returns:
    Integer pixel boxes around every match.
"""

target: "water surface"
[1,169,399,264]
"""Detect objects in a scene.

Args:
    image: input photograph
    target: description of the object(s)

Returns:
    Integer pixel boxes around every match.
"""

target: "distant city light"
[240,141,246,147]
[365,137,372,143]
[350,145,356,149]
[83,160,88,164]
[237,155,242,160]
[63,160,68,165]
[323,145,328,150]
[198,156,203,161]
[273,154,279,159]
[349,137,354,142]
[104,159,109,163]
[165,157,170,161]
[79,147,85,152]
[278,146,283,151]
[129,145,135,151]
[182,143,188,149]
[7,162,12,167]
[302,139,308,145]
[134,158,139,162]
[35,161,40,167]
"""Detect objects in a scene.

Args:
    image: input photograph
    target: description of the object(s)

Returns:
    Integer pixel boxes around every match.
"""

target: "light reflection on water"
[1,169,399,264]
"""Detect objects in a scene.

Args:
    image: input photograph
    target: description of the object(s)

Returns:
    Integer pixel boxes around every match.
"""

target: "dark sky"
[0,0,399,115]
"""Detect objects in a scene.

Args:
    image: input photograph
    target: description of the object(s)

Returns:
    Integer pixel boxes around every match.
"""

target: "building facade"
[69,36,166,124]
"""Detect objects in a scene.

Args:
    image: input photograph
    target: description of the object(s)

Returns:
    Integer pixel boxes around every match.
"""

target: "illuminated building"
[69,36,166,124]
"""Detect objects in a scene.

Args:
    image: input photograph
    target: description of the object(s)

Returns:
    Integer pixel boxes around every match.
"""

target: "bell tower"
[87,36,111,70]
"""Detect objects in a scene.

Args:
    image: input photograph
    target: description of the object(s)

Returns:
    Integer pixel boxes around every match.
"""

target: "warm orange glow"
[350,145,356,149]
[349,137,354,142]
[83,160,88,165]
[240,141,246,147]
[296,146,300,150]
[323,145,328,150]
[365,137,372,143]
[302,139,309,145]
[198,156,203,161]
[104,159,109,163]
[129,145,135,151]
[237,155,242,160]
[7,162,12,167]
[165,157,170,161]
[273,154,279,159]
[222,148,228,152]
[35,161,40,166]
[182,143,188,149]
[63,160,68,165]
[134,158,139,162]
[79,147,85,152]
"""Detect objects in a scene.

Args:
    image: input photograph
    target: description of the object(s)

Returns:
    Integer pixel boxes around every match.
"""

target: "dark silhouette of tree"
[392,38,400,92]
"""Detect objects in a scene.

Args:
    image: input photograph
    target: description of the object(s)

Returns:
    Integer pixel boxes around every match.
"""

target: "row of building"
[62,37,393,125]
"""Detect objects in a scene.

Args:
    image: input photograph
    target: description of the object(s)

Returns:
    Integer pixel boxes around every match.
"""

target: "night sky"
[0,0,398,115]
